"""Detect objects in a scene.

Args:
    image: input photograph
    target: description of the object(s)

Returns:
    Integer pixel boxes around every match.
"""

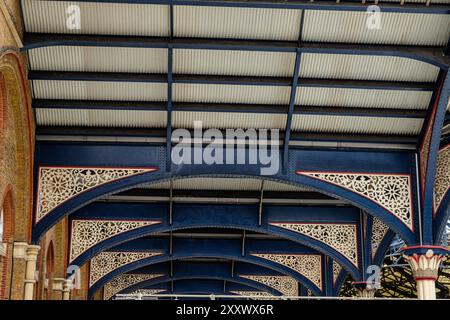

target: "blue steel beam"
[30,0,450,14]
[31,100,427,119]
[283,49,301,174]
[33,141,418,244]
[28,71,435,91]
[68,202,362,278]
[421,71,450,243]
[167,46,173,172]
[87,244,325,297]
[21,34,450,69]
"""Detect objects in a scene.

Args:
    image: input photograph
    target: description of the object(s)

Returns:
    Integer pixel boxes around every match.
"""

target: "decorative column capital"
[13,242,29,259]
[353,281,379,298]
[401,246,449,280]
[25,245,41,262]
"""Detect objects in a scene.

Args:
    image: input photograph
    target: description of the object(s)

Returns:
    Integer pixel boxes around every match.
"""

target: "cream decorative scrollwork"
[89,251,163,287]
[332,260,342,285]
[230,291,276,300]
[103,274,164,300]
[434,146,450,212]
[252,254,322,290]
[70,219,161,262]
[36,166,157,221]
[297,171,412,230]
[270,222,358,267]
[240,275,298,296]
[371,217,389,259]
[130,289,164,296]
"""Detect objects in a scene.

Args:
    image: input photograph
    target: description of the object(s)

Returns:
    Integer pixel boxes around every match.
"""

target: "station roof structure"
[20,0,450,299]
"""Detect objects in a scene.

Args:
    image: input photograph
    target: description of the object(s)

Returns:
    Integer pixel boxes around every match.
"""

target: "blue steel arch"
[33,163,417,245]
[89,254,323,298]
[134,279,268,297]
[68,205,362,280]
[88,241,325,297]
[106,275,285,300]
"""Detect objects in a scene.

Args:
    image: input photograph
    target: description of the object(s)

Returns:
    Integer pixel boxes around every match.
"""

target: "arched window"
[0,207,4,257]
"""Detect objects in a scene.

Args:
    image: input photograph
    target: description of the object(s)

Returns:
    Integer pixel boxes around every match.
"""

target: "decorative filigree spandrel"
[36,166,157,221]
[270,222,358,267]
[89,251,163,287]
[434,146,450,212]
[332,260,342,285]
[103,274,164,300]
[297,172,412,230]
[230,291,276,300]
[130,289,164,296]
[252,254,322,290]
[240,275,298,296]
[70,219,161,262]
[371,217,389,259]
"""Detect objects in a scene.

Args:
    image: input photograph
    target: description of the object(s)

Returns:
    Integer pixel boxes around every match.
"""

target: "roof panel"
[303,11,450,45]
[300,53,440,82]
[174,6,301,40]
[28,46,168,73]
[32,80,167,101]
[291,115,423,135]
[173,49,296,77]
[295,87,432,110]
[35,108,167,127]
[21,0,170,36]
[173,83,290,104]
[173,111,287,130]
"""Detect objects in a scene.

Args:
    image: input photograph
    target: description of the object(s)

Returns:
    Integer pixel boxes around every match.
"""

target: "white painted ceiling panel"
[173,83,290,104]
[173,49,296,77]
[174,5,301,40]
[291,115,423,135]
[299,53,440,82]
[28,46,168,73]
[35,108,167,127]
[172,111,287,130]
[296,87,432,110]
[32,80,167,101]
[21,0,170,36]
[303,11,450,46]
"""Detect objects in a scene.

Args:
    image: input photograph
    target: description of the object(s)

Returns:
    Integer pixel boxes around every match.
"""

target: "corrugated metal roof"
[21,0,170,36]
[295,87,432,110]
[172,111,287,130]
[174,6,301,40]
[173,49,296,77]
[143,177,308,192]
[300,53,440,82]
[28,46,168,73]
[32,80,167,101]
[35,108,166,127]
[291,115,423,135]
[303,11,450,46]
[173,83,290,104]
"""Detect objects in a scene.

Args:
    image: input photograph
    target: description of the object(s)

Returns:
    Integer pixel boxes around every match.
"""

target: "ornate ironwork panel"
[240,275,298,296]
[70,219,161,262]
[371,217,389,259]
[434,145,450,212]
[297,171,412,230]
[103,274,164,300]
[270,222,358,267]
[89,251,163,287]
[36,166,157,221]
[230,291,275,300]
[332,260,342,285]
[252,253,322,290]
